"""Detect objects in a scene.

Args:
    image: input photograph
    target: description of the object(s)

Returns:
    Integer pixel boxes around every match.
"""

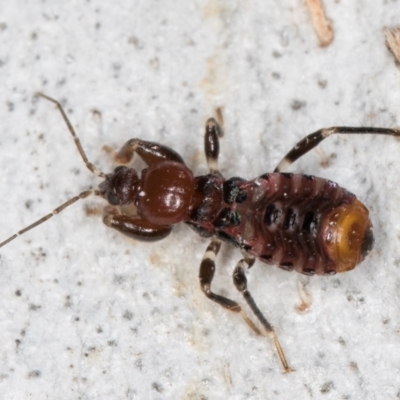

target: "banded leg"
[275,126,400,172]
[36,93,106,178]
[114,138,185,166]
[204,118,223,174]
[199,239,262,335]
[233,254,293,373]
[103,206,172,241]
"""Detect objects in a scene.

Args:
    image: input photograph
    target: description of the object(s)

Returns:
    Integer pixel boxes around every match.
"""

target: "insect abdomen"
[223,173,374,275]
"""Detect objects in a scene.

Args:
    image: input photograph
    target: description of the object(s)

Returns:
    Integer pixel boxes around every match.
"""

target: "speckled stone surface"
[0,1,400,399]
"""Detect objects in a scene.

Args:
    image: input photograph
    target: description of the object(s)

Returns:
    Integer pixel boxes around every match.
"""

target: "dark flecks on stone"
[291,99,306,111]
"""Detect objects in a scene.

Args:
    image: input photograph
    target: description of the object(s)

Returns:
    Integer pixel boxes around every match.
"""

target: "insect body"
[1,94,400,372]
[188,172,373,276]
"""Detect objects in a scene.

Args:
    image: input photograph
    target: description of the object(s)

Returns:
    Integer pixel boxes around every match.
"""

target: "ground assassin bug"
[1,94,400,373]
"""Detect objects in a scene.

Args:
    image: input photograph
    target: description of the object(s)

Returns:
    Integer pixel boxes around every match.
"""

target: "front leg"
[103,206,172,241]
[114,138,185,166]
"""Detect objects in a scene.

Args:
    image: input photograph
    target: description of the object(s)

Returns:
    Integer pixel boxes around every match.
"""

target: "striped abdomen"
[215,173,373,275]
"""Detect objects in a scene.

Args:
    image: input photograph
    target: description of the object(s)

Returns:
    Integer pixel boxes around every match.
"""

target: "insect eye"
[114,165,128,174]
[107,192,120,206]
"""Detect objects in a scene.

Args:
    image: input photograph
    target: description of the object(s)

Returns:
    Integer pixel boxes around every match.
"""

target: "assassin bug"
[1,94,400,373]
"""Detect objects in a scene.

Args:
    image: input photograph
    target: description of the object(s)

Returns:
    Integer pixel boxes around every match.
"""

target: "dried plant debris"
[304,0,334,47]
[385,27,400,66]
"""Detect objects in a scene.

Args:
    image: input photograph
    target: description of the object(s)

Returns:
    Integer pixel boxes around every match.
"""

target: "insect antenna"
[0,190,101,248]
[0,93,107,249]
[35,93,106,178]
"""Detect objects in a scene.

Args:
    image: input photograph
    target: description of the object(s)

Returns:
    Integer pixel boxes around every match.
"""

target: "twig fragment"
[385,27,400,66]
[304,0,334,47]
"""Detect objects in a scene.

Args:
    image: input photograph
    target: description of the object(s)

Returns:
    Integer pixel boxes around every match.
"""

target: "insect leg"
[233,254,293,373]
[274,126,400,172]
[204,118,223,174]
[103,206,172,241]
[114,139,185,166]
[199,239,262,335]
[36,93,106,178]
